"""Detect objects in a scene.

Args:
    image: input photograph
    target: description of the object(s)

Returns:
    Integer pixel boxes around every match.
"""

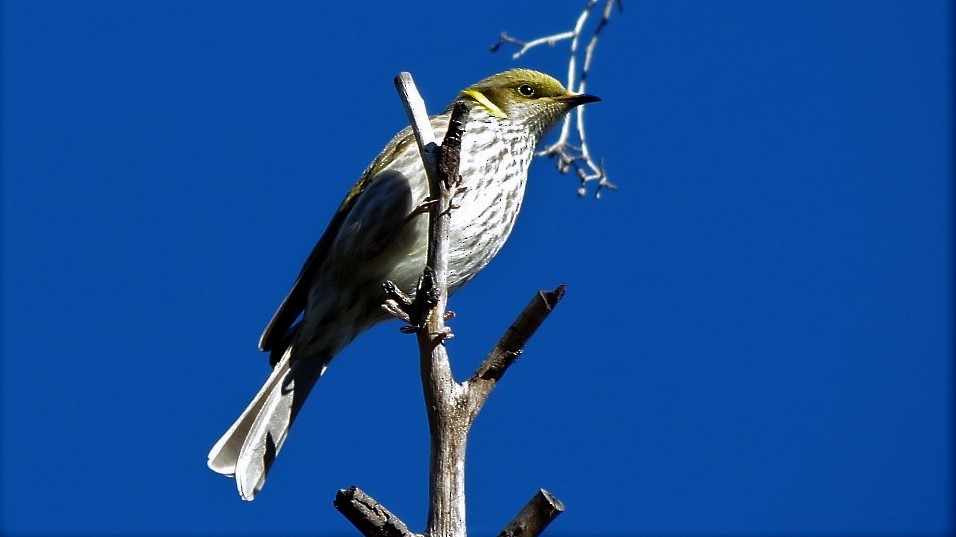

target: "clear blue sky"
[1,1,952,535]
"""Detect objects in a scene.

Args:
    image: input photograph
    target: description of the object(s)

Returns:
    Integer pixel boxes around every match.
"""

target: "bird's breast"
[444,119,534,292]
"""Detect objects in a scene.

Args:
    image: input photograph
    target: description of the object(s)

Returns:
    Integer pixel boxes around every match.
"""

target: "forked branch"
[335,72,566,537]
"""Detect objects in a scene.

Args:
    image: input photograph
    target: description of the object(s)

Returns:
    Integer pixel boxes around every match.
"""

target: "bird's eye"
[518,84,535,97]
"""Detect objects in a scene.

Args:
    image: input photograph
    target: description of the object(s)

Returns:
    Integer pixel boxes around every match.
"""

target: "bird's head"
[455,68,600,140]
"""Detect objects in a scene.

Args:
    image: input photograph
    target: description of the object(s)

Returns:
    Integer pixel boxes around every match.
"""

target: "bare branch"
[334,73,470,537]
[497,489,566,537]
[493,0,620,197]
[334,487,420,537]
[466,286,565,412]
[395,73,472,537]
[490,31,576,57]
[394,72,439,187]
[341,72,567,537]
[417,101,472,537]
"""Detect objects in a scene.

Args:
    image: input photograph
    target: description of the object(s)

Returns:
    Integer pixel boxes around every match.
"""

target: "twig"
[490,31,576,57]
[493,0,620,197]
[416,99,471,537]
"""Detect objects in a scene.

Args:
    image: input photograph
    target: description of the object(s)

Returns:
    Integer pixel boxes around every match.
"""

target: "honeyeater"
[207,69,599,500]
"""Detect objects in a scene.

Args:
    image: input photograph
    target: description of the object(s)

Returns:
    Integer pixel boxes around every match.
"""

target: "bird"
[207,68,599,500]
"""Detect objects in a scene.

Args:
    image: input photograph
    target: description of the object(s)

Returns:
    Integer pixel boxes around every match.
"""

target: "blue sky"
[1,1,952,535]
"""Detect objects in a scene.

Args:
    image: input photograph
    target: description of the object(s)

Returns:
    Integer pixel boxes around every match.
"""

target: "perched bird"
[207,68,599,500]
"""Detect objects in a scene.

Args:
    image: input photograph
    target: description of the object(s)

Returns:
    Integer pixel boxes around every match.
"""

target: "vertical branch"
[394,73,471,537]
[421,102,470,537]
[342,72,566,537]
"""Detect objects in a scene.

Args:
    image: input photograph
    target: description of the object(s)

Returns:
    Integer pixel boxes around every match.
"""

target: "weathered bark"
[334,487,420,537]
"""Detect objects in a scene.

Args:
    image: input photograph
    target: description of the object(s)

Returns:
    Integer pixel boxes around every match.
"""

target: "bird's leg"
[446,185,467,212]
[417,266,456,340]
[404,196,437,224]
[382,275,454,339]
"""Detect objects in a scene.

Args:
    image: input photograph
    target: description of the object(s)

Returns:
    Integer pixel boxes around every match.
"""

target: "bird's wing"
[258,127,417,357]
[257,201,346,357]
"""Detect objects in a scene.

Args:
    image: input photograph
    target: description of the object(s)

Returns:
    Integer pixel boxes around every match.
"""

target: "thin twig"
[493,0,620,197]
[490,31,576,57]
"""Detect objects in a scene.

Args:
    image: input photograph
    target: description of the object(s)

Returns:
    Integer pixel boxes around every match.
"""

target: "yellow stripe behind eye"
[461,89,508,119]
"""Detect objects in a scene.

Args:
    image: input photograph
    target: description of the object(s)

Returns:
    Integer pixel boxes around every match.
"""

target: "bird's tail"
[207,347,329,500]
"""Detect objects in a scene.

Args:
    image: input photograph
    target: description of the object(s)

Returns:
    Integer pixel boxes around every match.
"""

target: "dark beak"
[559,93,601,107]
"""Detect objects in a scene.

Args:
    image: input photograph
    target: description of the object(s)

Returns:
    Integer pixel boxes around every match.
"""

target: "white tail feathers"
[207,348,328,500]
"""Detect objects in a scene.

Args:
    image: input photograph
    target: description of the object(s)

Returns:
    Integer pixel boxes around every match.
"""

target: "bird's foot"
[383,280,414,325]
